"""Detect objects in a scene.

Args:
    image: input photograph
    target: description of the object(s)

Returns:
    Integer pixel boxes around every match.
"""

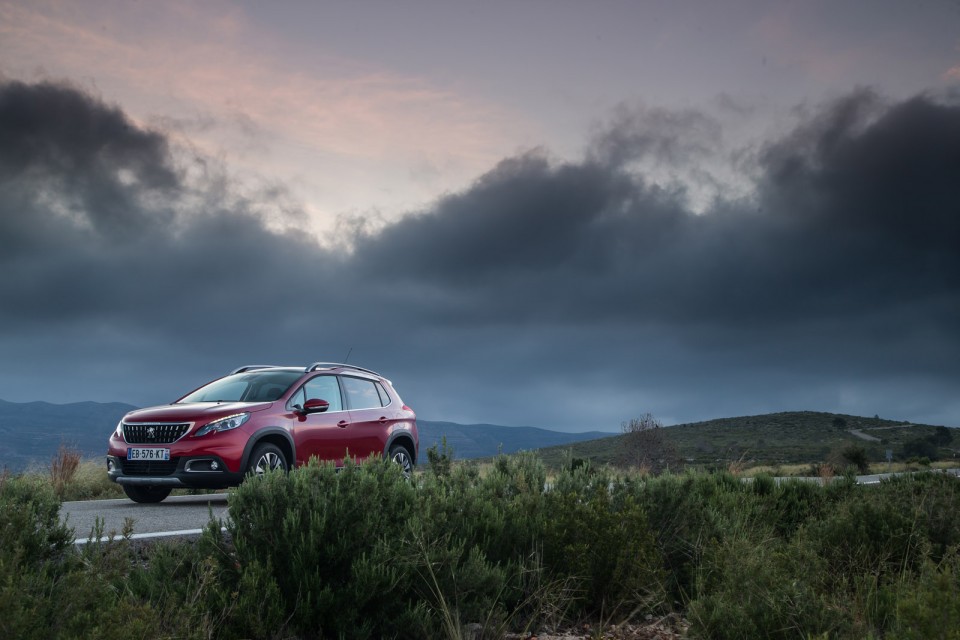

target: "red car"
[106,363,419,502]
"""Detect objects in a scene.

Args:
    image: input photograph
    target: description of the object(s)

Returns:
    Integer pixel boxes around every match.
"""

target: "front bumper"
[106,454,245,489]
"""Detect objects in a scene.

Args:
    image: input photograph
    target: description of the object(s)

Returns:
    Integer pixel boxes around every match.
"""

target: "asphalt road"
[62,493,230,544]
[851,468,959,484]
[788,469,960,484]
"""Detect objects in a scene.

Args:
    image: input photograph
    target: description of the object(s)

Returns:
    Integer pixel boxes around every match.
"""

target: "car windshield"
[177,371,302,403]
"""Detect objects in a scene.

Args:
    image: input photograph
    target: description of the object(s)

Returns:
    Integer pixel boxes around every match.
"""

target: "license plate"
[127,447,170,461]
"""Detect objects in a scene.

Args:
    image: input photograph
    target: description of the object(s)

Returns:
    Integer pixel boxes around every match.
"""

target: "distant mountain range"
[0,398,610,472]
[0,399,136,471]
[416,420,611,459]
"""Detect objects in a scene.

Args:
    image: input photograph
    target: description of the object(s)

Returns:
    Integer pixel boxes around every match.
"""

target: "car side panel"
[343,406,392,460]
[289,408,352,465]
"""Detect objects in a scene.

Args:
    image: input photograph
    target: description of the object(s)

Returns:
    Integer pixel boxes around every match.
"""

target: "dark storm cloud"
[359,90,959,336]
[0,80,178,240]
[752,90,960,333]
[0,80,332,336]
[587,103,724,168]
[1,79,958,427]
[761,90,960,254]
[350,88,960,407]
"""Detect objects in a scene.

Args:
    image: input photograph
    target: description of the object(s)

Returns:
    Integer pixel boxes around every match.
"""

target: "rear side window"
[375,382,392,407]
[342,376,384,410]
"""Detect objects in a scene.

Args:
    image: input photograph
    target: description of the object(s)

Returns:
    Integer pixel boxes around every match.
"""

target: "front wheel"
[247,443,288,476]
[122,484,172,503]
[388,444,414,478]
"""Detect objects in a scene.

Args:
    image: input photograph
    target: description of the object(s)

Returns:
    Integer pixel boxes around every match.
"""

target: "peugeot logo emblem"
[147,427,156,440]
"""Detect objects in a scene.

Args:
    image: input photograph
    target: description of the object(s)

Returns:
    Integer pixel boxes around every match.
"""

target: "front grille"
[123,422,190,444]
[120,458,180,476]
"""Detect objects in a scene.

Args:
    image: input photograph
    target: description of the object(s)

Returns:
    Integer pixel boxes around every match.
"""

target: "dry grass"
[21,456,124,501]
[50,444,81,498]
[741,464,810,477]
[726,461,744,476]
[742,460,958,478]
[816,463,835,484]
[873,460,955,473]
[65,459,125,500]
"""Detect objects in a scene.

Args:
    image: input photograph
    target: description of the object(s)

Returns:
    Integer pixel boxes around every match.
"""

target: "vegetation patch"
[3,450,960,638]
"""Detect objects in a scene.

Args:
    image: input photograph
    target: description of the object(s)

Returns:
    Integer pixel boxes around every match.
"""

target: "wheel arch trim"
[240,428,296,471]
[384,430,417,465]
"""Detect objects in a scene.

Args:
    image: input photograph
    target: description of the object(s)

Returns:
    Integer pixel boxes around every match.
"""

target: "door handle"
[378,416,388,424]
[337,420,349,428]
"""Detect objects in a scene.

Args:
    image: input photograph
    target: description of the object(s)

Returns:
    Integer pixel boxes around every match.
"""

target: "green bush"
[807,486,928,587]
[750,472,775,496]
[0,473,72,565]
[634,473,844,638]
[770,478,827,538]
[840,444,870,474]
[412,453,549,635]
[219,453,668,637]
[629,472,766,602]
[886,546,960,639]
[224,458,425,639]
[542,468,665,618]
[402,523,511,637]
[426,436,455,477]
[903,437,938,461]
[0,472,170,640]
[9,456,960,639]
[688,533,847,639]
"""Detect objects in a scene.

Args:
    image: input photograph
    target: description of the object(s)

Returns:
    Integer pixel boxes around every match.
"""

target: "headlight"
[195,413,250,437]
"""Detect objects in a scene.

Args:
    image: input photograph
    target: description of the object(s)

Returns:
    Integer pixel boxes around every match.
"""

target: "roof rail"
[230,365,283,375]
[305,362,382,377]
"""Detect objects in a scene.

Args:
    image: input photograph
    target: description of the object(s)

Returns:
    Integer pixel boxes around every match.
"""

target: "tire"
[388,443,414,478]
[122,484,172,504]
[247,443,287,476]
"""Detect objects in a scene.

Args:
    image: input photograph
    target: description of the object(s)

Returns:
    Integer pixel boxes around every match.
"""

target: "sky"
[1,0,959,431]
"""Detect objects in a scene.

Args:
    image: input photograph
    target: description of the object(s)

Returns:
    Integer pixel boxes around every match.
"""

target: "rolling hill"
[534,411,958,469]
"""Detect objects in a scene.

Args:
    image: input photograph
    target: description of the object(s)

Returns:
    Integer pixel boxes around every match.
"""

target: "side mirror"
[302,398,330,414]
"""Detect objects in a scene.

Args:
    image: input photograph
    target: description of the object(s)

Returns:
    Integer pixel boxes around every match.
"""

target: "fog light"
[210,461,219,471]
[107,459,114,472]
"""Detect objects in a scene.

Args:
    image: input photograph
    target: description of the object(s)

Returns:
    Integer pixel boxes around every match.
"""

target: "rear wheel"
[122,484,172,503]
[247,443,287,476]
[389,443,414,478]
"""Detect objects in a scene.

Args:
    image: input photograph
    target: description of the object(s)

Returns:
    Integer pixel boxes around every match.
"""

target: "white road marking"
[74,526,227,545]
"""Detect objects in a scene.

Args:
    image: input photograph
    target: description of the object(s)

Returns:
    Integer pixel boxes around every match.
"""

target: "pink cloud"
[752,8,866,84]
[0,0,531,223]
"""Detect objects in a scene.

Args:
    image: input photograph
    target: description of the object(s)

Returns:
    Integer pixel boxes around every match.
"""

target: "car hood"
[123,402,274,423]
